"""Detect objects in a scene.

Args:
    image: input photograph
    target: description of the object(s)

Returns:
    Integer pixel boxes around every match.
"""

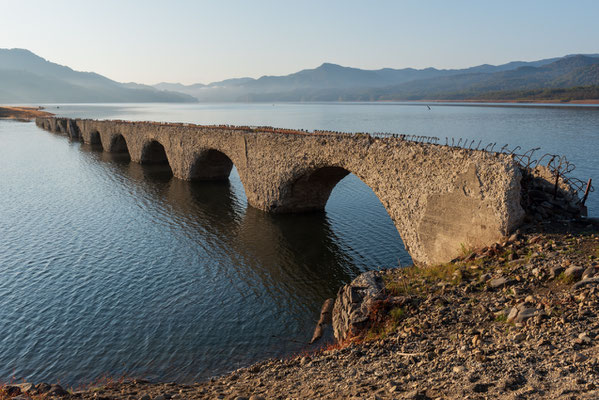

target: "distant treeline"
[332,85,599,102]
[238,85,599,103]
[471,85,599,102]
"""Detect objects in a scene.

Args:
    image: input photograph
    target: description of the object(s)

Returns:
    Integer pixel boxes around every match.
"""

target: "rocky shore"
[3,217,598,399]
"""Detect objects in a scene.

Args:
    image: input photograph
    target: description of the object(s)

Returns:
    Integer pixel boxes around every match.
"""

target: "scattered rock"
[4,386,21,396]
[489,276,509,288]
[565,266,584,280]
[35,382,51,393]
[501,372,527,391]
[472,383,493,393]
[582,266,596,280]
[310,298,334,343]
[574,277,599,289]
[48,384,69,397]
[550,265,564,278]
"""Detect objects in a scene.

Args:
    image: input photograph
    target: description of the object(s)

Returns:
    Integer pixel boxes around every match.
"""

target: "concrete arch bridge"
[36,117,525,265]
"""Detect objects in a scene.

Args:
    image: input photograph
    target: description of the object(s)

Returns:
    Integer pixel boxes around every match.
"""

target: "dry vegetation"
[0,107,53,120]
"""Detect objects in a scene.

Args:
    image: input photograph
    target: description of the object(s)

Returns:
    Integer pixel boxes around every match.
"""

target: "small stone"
[525,295,535,303]
[579,332,592,344]
[582,267,596,280]
[515,307,539,323]
[472,383,492,393]
[453,365,466,373]
[490,276,508,288]
[4,386,21,396]
[140,396,151,400]
[573,353,588,363]
[14,383,35,393]
[550,265,565,278]
[248,364,261,373]
[405,389,430,399]
[48,384,69,397]
[529,235,542,244]
[574,277,599,289]
[513,332,526,343]
[35,383,51,393]
[537,338,551,346]
[507,307,519,323]
[565,266,584,280]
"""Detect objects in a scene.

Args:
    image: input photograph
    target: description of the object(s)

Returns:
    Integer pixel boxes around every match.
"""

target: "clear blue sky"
[2,0,598,85]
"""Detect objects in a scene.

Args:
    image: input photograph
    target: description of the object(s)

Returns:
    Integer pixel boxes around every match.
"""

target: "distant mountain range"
[0,49,196,103]
[156,54,599,102]
[1,48,599,103]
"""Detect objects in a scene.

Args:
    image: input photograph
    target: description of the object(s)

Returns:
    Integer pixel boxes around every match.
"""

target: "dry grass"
[0,106,54,120]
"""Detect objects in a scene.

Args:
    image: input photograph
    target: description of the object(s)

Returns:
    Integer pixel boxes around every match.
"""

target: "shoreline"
[3,219,599,399]
[0,106,54,120]
[417,99,599,105]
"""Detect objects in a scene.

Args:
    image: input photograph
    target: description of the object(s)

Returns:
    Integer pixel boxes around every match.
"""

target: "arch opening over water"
[189,149,234,181]
[141,140,169,164]
[141,140,172,174]
[281,166,351,213]
[109,134,129,155]
[282,166,411,266]
[89,130,103,148]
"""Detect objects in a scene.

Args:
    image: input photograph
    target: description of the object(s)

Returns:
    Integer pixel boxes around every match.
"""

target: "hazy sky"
[2,0,598,85]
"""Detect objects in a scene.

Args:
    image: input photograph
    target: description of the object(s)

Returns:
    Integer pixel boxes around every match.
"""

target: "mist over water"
[1,102,597,385]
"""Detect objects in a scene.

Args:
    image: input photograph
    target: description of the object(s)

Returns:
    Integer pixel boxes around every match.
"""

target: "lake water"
[1,102,597,386]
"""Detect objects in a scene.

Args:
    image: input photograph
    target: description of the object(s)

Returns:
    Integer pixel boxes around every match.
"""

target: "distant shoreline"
[418,99,599,105]
[0,106,54,120]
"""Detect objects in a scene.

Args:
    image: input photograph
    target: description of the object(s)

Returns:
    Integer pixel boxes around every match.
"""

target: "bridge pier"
[36,117,526,265]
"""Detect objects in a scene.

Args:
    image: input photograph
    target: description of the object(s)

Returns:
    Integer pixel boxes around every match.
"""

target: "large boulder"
[332,270,385,342]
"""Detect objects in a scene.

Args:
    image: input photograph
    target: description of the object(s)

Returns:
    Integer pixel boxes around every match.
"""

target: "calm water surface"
[1,102,597,385]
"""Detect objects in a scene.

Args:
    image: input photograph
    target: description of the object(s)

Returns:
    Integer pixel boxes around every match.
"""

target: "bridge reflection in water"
[79,141,403,298]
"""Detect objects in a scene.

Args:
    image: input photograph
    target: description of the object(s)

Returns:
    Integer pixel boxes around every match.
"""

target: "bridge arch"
[89,130,103,148]
[141,140,169,164]
[273,164,411,262]
[276,166,352,213]
[188,149,234,181]
[108,133,129,154]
